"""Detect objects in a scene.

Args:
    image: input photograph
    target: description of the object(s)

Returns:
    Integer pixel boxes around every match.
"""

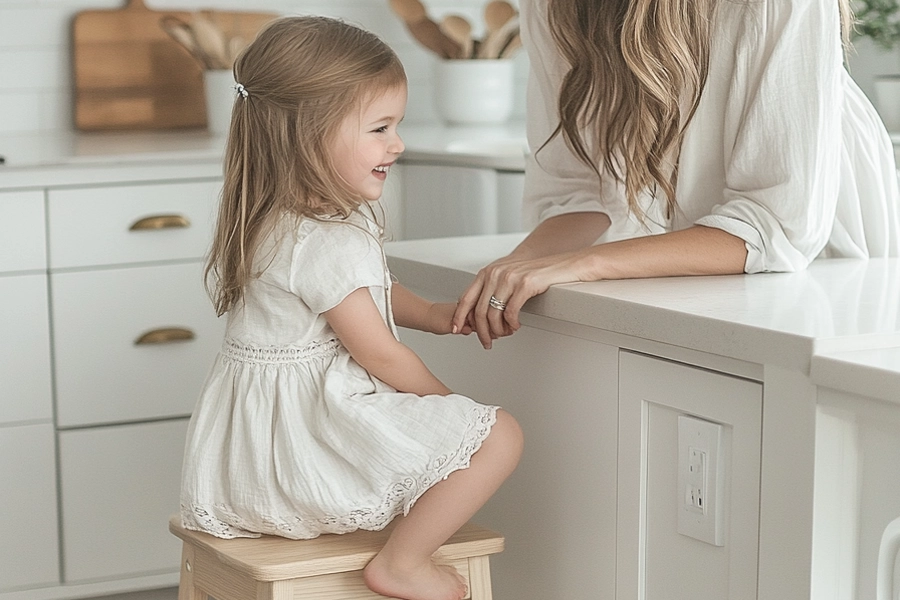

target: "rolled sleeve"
[705,0,843,273]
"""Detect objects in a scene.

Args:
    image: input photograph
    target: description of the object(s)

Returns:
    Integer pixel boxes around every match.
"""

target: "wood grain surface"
[72,0,275,131]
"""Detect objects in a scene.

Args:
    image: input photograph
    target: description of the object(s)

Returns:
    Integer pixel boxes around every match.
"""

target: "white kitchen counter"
[386,233,900,378]
[812,346,900,404]
[383,234,900,600]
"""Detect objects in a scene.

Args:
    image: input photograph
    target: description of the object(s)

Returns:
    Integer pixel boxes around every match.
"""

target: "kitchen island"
[385,234,900,600]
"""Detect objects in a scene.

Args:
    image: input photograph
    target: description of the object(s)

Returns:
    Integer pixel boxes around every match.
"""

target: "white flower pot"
[434,59,514,125]
[204,69,236,135]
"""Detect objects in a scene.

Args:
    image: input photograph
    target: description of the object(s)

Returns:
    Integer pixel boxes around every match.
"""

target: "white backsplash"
[1,0,895,136]
[0,0,527,134]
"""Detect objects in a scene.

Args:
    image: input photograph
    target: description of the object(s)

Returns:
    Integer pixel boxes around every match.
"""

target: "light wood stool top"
[169,515,504,600]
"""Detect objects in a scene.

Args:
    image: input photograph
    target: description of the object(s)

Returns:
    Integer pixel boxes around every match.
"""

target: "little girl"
[179,16,523,600]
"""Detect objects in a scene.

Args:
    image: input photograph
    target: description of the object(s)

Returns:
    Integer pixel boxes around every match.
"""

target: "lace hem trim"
[222,338,341,364]
[181,404,499,540]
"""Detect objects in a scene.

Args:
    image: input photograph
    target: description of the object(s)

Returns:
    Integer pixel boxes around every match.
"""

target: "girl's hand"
[425,302,473,335]
[452,250,593,349]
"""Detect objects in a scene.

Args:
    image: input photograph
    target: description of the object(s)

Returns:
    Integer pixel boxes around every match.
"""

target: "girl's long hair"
[546,0,855,223]
[206,16,406,316]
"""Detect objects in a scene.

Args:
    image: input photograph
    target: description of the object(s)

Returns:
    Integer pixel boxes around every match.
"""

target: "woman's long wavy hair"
[546,0,855,223]
[205,16,406,316]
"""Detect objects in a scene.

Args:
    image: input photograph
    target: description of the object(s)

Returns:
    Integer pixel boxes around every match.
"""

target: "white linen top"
[521,0,900,272]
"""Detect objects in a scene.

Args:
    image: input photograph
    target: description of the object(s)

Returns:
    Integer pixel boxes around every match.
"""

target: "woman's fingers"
[452,272,485,333]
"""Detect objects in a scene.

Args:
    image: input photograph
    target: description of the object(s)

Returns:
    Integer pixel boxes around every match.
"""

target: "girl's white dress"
[180,213,498,540]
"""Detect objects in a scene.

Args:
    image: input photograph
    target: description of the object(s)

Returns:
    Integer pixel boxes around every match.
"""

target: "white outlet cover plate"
[677,415,726,546]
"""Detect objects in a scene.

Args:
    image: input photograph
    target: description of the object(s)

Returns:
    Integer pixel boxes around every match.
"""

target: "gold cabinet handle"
[129,214,191,231]
[134,327,195,345]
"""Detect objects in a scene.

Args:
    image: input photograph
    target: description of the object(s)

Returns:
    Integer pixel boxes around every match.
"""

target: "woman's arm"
[325,288,451,396]
[509,212,612,260]
[453,224,747,349]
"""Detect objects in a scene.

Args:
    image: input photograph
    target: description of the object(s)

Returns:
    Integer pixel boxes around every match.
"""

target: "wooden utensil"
[440,15,474,59]
[72,0,275,131]
[389,0,462,59]
[478,15,519,59]
[483,0,517,36]
[499,33,522,58]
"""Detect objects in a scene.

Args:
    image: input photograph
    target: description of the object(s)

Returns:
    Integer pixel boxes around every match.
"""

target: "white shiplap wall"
[0,0,527,134]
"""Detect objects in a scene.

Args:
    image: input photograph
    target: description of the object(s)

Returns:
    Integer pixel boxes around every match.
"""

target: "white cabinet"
[0,190,46,273]
[0,275,53,424]
[0,176,225,599]
[0,191,59,593]
[0,423,59,592]
[45,178,225,587]
[399,163,525,240]
[813,387,900,600]
[400,319,764,600]
[58,419,188,583]
[617,351,762,600]
[52,262,223,427]
[0,191,52,424]
[47,181,219,269]
[399,324,620,600]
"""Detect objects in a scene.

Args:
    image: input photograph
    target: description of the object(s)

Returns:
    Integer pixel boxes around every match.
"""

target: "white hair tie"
[234,83,249,99]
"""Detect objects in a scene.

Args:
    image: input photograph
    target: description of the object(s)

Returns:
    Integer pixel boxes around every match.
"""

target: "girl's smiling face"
[331,83,407,202]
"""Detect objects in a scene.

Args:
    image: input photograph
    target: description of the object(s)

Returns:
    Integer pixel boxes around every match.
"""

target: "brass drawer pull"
[129,214,191,231]
[134,327,196,345]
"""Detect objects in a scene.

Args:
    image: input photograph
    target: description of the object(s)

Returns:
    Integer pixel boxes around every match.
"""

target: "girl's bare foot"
[362,552,467,600]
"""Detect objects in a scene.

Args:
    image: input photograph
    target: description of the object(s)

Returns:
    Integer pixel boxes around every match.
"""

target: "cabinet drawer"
[47,180,220,269]
[59,419,187,583]
[0,423,60,591]
[52,262,224,427]
[0,274,53,424]
[0,190,46,273]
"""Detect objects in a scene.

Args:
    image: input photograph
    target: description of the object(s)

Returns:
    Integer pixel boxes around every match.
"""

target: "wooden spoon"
[484,0,516,35]
[161,15,212,69]
[440,15,474,59]
[191,13,229,69]
[390,0,462,59]
[499,33,522,59]
[479,15,519,59]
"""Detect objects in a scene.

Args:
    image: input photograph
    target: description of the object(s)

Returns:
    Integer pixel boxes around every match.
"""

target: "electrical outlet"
[677,415,726,546]
[685,446,706,513]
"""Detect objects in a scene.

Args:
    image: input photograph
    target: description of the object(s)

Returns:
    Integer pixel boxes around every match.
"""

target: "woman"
[452,0,900,349]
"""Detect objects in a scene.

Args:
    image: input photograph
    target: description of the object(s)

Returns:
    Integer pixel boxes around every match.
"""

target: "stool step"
[168,515,504,582]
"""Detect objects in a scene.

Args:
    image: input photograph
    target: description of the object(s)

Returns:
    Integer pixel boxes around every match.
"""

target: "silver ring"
[489,295,508,311]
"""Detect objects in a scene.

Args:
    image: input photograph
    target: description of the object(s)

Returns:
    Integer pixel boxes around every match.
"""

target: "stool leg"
[466,556,493,600]
[256,580,293,600]
[178,543,208,600]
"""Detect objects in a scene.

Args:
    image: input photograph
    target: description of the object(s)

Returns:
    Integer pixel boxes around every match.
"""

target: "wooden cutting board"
[72,0,276,131]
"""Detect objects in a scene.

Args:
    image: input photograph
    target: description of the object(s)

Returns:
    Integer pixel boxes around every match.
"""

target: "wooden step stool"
[168,515,504,600]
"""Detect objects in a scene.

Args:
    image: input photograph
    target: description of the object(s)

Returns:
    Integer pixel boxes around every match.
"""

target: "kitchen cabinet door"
[0,190,46,273]
[0,274,53,424]
[58,419,188,583]
[813,388,900,600]
[47,180,220,270]
[402,164,498,239]
[617,351,762,600]
[51,262,224,427]
[0,423,60,591]
[400,324,619,600]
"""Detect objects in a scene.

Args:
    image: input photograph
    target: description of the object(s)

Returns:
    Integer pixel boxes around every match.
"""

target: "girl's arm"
[453,224,747,349]
[325,287,451,396]
[392,283,472,335]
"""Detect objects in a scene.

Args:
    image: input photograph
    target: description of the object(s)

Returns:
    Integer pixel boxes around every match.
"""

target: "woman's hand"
[452,249,594,349]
